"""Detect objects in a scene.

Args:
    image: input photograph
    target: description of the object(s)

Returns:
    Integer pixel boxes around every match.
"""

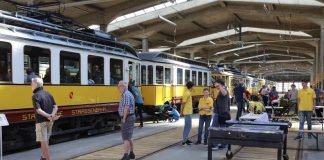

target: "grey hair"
[32,77,44,88]
[118,80,128,88]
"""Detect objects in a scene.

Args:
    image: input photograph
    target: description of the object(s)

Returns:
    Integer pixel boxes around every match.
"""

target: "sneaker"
[40,157,46,160]
[186,140,193,144]
[195,141,201,145]
[129,151,135,159]
[182,141,191,146]
[121,154,130,160]
[294,136,303,140]
[211,145,218,150]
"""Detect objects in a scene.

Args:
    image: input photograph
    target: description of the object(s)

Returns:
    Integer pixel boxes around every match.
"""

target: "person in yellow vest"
[249,95,265,114]
[295,80,316,140]
[181,81,194,146]
[195,88,213,145]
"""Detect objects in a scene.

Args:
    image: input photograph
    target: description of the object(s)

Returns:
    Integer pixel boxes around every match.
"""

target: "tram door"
[163,67,172,103]
[127,61,140,85]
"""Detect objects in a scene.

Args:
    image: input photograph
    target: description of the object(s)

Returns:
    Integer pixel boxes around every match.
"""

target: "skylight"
[178,27,312,47]
[109,0,188,25]
[224,0,324,7]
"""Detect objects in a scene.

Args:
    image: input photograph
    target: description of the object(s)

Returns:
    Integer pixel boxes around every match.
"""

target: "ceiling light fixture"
[209,40,216,45]
[214,44,260,55]
[158,15,177,26]
[234,53,240,56]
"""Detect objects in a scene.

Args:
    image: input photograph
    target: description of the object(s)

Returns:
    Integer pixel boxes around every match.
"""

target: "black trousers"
[136,103,144,127]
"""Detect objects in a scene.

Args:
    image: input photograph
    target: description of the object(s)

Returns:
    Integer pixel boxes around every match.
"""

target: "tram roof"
[138,52,209,69]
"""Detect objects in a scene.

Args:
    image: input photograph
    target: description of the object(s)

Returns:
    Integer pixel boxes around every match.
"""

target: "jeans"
[316,108,323,117]
[197,115,212,143]
[244,99,249,112]
[262,95,268,106]
[183,115,192,142]
[298,111,312,137]
[236,100,244,120]
[211,113,226,147]
[316,97,320,106]
[135,103,144,127]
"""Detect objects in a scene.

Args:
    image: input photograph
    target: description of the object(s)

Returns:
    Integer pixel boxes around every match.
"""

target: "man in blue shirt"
[130,80,144,127]
[234,83,246,120]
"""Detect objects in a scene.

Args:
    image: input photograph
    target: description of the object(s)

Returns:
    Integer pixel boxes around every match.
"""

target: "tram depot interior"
[1,0,324,160]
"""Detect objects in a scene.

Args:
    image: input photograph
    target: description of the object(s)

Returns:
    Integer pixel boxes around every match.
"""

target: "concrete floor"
[4,116,184,160]
[4,106,324,160]
[141,143,239,160]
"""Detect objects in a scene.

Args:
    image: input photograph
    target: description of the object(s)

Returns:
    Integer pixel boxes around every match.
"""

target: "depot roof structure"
[1,0,324,81]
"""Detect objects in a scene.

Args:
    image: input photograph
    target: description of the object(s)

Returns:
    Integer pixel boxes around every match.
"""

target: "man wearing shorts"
[32,77,58,160]
[118,81,136,160]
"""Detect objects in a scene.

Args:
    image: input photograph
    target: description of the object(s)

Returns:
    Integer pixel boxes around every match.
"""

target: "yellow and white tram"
[0,9,140,152]
[138,52,211,113]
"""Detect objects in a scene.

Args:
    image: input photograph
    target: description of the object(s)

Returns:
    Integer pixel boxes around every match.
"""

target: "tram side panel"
[141,85,206,114]
[141,85,174,114]
[1,85,122,153]
[1,85,121,123]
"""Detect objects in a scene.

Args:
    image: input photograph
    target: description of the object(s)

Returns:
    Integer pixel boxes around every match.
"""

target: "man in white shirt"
[260,85,269,106]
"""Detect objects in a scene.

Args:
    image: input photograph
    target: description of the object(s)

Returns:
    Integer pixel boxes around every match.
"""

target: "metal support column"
[142,38,149,52]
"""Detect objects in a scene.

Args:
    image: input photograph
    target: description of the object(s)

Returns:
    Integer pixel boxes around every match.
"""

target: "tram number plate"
[0,114,9,126]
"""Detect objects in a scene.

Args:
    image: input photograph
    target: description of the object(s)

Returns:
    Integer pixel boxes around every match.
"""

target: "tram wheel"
[226,151,233,159]
[283,154,289,160]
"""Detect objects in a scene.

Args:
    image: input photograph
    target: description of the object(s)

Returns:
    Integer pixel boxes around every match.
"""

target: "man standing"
[118,81,136,160]
[181,81,194,146]
[312,85,322,106]
[233,83,246,120]
[288,84,298,114]
[195,88,213,145]
[260,85,269,106]
[211,79,230,149]
[31,77,58,160]
[295,81,316,140]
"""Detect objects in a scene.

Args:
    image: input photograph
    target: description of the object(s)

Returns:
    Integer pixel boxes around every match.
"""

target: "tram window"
[198,72,202,86]
[185,70,190,84]
[165,68,171,84]
[204,72,207,86]
[60,51,80,84]
[0,42,12,82]
[148,65,153,85]
[192,71,197,85]
[88,55,104,85]
[141,65,146,85]
[110,58,123,85]
[156,66,163,84]
[24,46,50,83]
[177,68,183,85]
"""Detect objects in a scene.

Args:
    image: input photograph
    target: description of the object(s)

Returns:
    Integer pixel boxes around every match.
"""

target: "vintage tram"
[0,9,141,152]
[138,52,211,113]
